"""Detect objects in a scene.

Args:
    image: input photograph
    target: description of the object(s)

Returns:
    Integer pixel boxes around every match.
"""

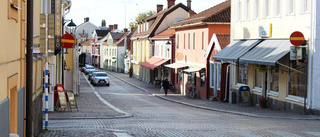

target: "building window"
[255,69,264,89]
[262,0,269,18]
[188,72,196,84]
[8,0,19,22]
[188,33,191,49]
[200,72,205,87]
[216,63,221,90]
[288,61,307,97]
[244,0,250,21]
[253,0,259,20]
[236,0,242,22]
[287,0,295,15]
[184,33,187,49]
[238,63,248,84]
[273,0,281,17]
[269,65,279,92]
[177,34,179,49]
[202,32,205,50]
[188,72,191,83]
[300,0,309,14]
[193,32,196,50]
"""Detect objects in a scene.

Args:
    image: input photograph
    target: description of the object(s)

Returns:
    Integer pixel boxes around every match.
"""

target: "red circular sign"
[290,31,305,46]
[61,34,75,48]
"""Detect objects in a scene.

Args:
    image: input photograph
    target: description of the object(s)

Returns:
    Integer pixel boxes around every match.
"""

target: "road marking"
[269,131,302,137]
[233,131,262,137]
[94,91,130,116]
[305,132,320,136]
[82,72,95,90]
[113,132,133,137]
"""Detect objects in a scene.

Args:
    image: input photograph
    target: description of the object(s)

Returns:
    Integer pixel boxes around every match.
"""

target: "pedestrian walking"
[162,77,170,96]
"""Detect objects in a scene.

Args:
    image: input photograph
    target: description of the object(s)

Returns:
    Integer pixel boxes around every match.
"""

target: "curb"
[109,72,320,120]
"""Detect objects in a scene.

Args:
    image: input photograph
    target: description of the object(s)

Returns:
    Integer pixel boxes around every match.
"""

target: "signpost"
[61,33,75,48]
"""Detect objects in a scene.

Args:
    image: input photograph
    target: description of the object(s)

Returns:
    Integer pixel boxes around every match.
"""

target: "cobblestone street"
[37,70,320,137]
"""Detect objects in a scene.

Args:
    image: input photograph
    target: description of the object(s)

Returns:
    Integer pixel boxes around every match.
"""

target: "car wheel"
[106,84,110,86]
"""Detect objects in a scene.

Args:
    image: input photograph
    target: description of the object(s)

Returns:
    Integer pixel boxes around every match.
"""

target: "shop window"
[200,72,205,87]
[254,69,264,89]
[210,63,215,87]
[8,0,20,22]
[269,65,279,92]
[192,72,196,85]
[288,61,307,97]
[188,72,191,83]
[238,63,248,84]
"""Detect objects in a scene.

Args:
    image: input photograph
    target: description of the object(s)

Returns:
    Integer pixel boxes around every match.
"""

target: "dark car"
[88,70,99,81]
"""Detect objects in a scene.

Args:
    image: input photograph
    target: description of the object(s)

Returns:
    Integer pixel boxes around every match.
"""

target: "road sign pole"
[45,14,49,130]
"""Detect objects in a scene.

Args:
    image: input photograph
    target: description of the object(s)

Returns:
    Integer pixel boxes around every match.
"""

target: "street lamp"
[66,19,76,34]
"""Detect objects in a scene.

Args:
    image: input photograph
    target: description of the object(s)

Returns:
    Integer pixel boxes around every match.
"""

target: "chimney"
[124,28,128,32]
[109,25,114,30]
[187,0,191,9]
[189,10,196,17]
[113,24,118,30]
[101,20,106,27]
[157,4,163,13]
[167,0,175,8]
[84,17,89,23]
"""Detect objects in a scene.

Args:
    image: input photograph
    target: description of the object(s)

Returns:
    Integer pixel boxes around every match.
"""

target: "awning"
[212,40,262,62]
[140,57,169,70]
[239,40,291,66]
[164,63,188,69]
[183,67,203,72]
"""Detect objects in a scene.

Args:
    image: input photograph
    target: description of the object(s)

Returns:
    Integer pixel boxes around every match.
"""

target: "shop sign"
[259,24,272,38]
[176,52,184,61]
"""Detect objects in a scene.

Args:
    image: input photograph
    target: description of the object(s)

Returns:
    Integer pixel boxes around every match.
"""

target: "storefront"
[212,39,308,111]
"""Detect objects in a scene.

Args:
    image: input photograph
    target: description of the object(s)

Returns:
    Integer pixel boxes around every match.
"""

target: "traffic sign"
[61,34,75,48]
[290,31,305,46]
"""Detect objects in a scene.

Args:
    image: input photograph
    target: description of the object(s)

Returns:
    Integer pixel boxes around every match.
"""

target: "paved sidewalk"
[104,70,320,120]
[45,72,129,120]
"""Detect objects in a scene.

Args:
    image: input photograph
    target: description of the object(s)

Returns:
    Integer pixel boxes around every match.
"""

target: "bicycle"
[187,85,197,99]
[169,82,179,94]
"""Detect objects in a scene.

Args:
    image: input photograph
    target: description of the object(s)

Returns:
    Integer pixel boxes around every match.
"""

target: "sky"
[65,0,226,30]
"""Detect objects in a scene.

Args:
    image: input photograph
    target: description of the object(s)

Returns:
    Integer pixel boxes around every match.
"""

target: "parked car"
[81,64,91,72]
[84,65,95,75]
[88,70,99,81]
[91,72,110,86]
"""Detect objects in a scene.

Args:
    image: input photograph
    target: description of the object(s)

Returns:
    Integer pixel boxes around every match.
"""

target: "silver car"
[84,66,95,74]
[88,70,99,80]
[91,72,110,86]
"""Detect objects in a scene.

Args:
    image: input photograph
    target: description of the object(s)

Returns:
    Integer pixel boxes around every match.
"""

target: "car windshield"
[96,73,108,77]
[87,66,94,69]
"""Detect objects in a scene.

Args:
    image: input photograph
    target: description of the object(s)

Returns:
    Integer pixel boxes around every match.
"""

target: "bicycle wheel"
[190,91,196,99]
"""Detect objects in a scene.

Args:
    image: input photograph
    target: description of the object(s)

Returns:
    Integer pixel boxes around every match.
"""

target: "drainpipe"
[224,64,230,101]
[308,0,316,111]
[26,0,34,136]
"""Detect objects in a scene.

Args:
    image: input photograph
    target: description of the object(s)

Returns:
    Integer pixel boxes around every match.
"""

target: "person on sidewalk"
[162,77,170,96]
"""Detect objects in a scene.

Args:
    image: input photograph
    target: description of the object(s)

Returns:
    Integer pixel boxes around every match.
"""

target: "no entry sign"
[290,31,305,46]
[61,34,75,48]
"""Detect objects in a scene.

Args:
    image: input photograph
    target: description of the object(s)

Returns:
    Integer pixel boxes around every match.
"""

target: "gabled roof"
[113,32,132,46]
[80,38,94,46]
[151,28,175,39]
[110,32,125,40]
[76,21,98,30]
[171,0,230,28]
[216,34,230,50]
[131,3,190,39]
[96,30,111,38]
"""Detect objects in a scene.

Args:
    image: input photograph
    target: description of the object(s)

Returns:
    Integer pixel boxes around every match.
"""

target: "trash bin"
[232,91,236,104]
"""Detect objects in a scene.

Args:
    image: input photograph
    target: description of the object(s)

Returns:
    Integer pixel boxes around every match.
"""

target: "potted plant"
[259,97,268,108]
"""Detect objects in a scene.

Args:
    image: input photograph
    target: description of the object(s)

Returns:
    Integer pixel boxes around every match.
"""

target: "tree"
[129,10,155,31]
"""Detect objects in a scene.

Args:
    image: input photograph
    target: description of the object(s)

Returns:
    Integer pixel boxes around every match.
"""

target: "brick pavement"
[103,69,320,120]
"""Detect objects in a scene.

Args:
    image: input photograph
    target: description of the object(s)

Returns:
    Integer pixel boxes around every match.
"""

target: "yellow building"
[0,0,26,136]
[131,1,191,82]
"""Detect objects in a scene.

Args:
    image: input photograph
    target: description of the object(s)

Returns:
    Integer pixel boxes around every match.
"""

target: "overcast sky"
[65,0,226,30]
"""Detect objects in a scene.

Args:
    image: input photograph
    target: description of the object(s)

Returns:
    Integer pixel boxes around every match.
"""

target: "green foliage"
[129,10,155,31]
